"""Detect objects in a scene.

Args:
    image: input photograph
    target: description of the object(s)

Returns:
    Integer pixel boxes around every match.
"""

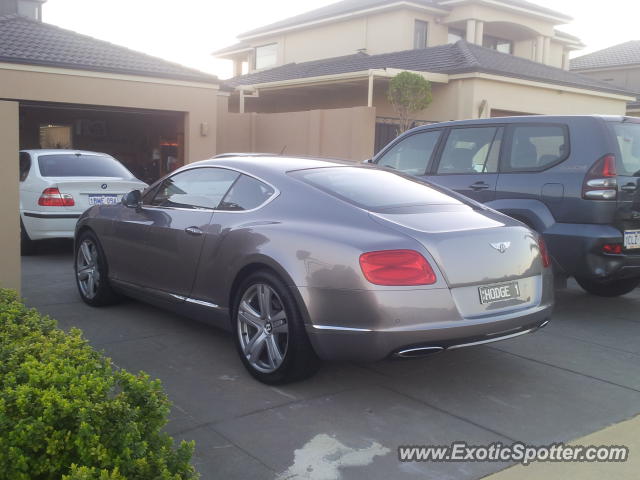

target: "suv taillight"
[538,237,551,268]
[582,154,617,200]
[359,250,436,286]
[38,187,75,207]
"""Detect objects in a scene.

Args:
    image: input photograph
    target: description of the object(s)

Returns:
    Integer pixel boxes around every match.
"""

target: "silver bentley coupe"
[74,155,553,383]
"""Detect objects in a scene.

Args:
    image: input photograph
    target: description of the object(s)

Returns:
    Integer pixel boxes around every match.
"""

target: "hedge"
[0,289,198,480]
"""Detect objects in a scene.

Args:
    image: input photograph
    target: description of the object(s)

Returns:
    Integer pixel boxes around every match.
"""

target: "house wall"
[0,65,220,291]
[574,66,640,95]
[236,76,628,125]
[0,100,20,292]
[468,77,628,116]
[255,8,449,67]
[0,66,219,163]
[217,106,376,161]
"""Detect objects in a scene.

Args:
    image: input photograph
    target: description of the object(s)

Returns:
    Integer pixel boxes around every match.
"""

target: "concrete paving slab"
[483,414,640,480]
[369,347,640,444]
[490,328,640,390]
[214,385,511,480]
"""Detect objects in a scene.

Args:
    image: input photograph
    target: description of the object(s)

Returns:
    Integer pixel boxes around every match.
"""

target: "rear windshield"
[609,123,640,176]
[290,166,462,211]
[38,154,133,178]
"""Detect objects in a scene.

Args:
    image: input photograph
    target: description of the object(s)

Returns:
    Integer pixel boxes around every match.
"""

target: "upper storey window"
[254,43,278,70]
[414,20,429,49]
[483,35,513,54]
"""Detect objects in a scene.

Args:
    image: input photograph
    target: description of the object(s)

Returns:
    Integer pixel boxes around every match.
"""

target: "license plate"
[624,230,640,250]
[479,281,520,305]
[88,194,119,206]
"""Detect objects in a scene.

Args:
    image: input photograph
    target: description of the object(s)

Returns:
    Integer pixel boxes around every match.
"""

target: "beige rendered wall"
[575,66,640,94]
[468,77,628,116]
[249,8,449,68]
[0,67,219,163]
[444,4,556,37]
[217,106,376,161]
[0,100,20,292]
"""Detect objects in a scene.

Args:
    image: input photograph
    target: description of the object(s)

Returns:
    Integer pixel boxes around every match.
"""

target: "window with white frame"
[414,20,428,49]
[254,43,278,70]
[483,35,513,54]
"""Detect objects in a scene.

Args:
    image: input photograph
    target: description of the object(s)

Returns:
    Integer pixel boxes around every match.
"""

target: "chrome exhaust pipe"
[395,346,444,358]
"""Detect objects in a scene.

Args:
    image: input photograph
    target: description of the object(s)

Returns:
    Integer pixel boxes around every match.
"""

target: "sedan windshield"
[38,154,134,178]
[291,166,462,211]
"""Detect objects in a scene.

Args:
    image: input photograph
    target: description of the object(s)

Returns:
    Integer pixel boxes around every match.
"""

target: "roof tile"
[0,14,218,83]
[226,41,633,96]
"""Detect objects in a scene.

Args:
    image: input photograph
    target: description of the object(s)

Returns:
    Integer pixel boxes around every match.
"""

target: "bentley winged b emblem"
[490,242,511,253]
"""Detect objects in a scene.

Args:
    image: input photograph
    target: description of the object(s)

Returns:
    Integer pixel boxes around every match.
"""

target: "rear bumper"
[300,273,554,362]
[544,223,640,280]
[22,211,80,240]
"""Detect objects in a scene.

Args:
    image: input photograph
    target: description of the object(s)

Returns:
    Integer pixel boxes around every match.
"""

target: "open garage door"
[19,102,185,184]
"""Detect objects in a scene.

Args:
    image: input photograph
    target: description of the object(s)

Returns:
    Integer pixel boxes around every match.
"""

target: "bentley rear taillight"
[359,250,436,286]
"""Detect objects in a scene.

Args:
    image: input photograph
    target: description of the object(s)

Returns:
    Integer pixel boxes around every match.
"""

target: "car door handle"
[185,226,203,236]
[621,183,637,193]
[469,181,490,191]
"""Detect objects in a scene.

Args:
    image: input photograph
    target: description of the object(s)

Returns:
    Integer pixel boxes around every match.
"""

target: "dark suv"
[371,115,640,297]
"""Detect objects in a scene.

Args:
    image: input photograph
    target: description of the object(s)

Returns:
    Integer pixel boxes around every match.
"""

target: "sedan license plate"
[624,230,640,250]
[88,194,119,206]
[479,282,520,305]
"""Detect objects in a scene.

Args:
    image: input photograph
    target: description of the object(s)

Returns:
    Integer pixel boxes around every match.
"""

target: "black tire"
[575,276,640,297]
[20,220,37,256]
[74,230,121,306]
[232,270,320,384]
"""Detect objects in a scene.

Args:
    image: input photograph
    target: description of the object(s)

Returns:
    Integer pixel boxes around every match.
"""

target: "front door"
[426,126,504,204]
[139,167,240,297]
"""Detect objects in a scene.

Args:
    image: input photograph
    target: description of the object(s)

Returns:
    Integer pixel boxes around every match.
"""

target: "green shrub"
[0,289,198,480]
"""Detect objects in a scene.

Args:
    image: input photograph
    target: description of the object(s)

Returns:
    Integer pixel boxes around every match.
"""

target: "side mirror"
[122,190,142,208]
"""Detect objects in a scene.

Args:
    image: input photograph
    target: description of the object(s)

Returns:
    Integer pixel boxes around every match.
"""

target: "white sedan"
[19,149,147,254]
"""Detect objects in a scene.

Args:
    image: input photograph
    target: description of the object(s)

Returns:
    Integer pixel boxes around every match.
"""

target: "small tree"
[387,71,433,134]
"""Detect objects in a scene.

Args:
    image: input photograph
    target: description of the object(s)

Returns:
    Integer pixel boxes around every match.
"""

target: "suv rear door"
[608,120,640,249]
[426,125,503,203]
[496,123,570,210]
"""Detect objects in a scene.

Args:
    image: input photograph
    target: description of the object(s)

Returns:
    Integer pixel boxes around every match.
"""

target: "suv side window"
[437,127,501,174]
[218,174,276,211]
[504,125,569,172]
[19,152,31,182]
[376,130,441,175]
[149,168,239,209]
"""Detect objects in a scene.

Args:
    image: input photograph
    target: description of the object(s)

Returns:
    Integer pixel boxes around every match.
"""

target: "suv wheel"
[575,277,640,297]
[232,271,319,384]
[75,231,121,306]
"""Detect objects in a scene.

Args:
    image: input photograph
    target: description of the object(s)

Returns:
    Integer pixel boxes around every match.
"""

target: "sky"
[41,0,640,80]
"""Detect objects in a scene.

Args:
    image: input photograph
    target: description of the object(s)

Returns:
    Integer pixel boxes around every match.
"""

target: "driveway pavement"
[21,242,640,480]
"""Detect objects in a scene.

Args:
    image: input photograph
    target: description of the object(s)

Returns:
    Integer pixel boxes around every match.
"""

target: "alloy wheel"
[76,239,100,300]
[237,283,289,373]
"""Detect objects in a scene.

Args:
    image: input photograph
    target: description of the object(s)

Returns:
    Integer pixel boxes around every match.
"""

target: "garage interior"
[19,102,186,184]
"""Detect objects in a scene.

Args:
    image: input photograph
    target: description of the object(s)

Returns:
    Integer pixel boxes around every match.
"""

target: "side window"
[437,127,501,174]
[150,168,239,209]
[218,174,276,211]
[376,130,441,175]
[505,125,569,172]
[19,152,31,182]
